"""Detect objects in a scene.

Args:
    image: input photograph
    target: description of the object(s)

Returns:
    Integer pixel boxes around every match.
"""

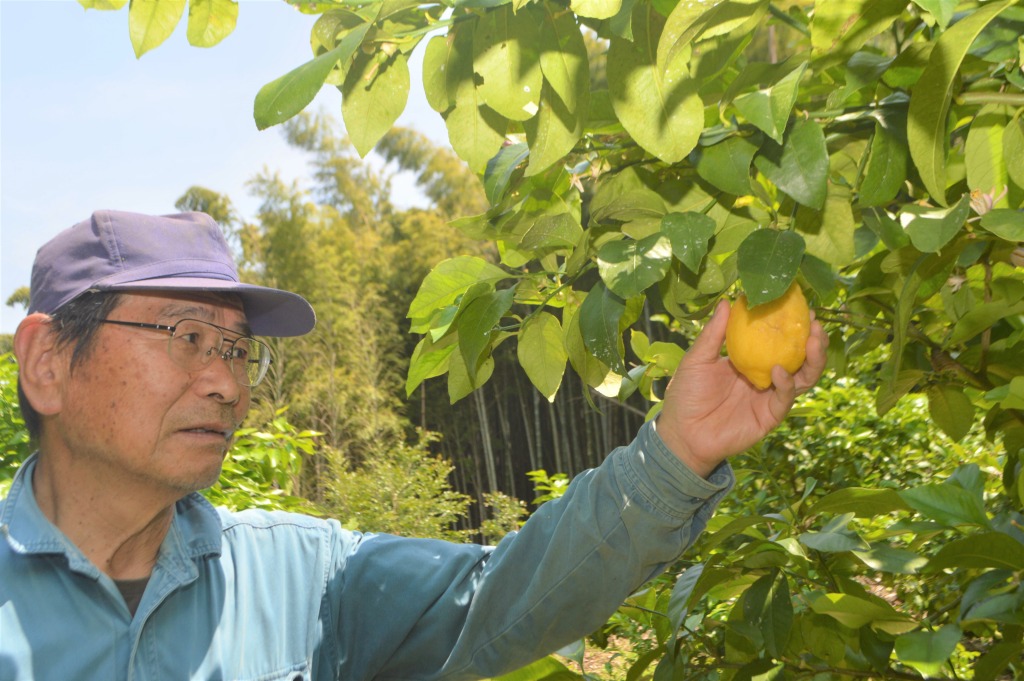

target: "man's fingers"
[795,320,829,391]
[685,299,730,365]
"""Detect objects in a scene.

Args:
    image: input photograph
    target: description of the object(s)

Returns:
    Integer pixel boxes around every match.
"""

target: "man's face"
[51,291,252,496]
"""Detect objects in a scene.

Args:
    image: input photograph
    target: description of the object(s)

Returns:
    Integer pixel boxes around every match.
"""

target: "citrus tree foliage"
[511,376,1021,680]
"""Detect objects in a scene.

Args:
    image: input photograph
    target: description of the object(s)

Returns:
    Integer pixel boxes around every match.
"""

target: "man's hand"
[656,299,829,478]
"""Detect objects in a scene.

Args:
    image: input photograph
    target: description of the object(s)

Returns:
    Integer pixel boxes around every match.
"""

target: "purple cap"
[29,210,315,337]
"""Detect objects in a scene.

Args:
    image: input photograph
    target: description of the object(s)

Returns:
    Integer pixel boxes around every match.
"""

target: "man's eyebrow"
[158,304,252,336]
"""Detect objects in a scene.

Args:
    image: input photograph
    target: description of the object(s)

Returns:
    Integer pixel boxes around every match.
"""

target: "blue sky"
[0,0,449,334]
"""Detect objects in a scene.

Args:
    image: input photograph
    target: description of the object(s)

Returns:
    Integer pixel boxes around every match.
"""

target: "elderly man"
[1,210,826,680]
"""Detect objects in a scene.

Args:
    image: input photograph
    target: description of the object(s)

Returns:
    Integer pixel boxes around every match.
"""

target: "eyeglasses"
[99,318,272,387]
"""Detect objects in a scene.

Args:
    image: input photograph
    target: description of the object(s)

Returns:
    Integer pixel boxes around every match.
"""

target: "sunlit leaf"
[909,0,957,28]
[129,0,186,57]
[255,22,370,130]
[524,82,586,177]
[662,211,716,274]
[903,194,971,253]
[186,0,237,48]
[598,234,673,299]
[895,625,961,678]
[570,0,621,20]
[473,5,543,122]
[733,62,807,145]
[408,256,508,320]
[966,104,1011,201]
[927,532,1024,571]
[608,4,703,163]
[907,0,1015,204]
[518,312,567,402]
[341,51,410,157]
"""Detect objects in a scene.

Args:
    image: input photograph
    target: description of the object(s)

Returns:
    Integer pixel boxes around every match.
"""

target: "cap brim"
[101,277,316,337]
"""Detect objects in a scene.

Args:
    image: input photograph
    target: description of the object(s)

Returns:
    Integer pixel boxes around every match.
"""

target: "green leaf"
[255,23,370,130]
[341,51,410,157]
[808,487,912,518]
[926,384,975,442]
[810,593,916,633]
[473,5,543,122]
[855,545,929,575]
[736,229,805,307]
[754,118,829,210]
[448,348,494,403]
[1004,114,1024,189]
[895,625,961,678]
[657,0,766,74]
[524,82,586,177]
[862,207,910,250]
[733,62,807,145]
[538,6,588,114]
[966,104,1011,199]
[422,34,453,114]
[859,114,909,207]
[927,532,1024,571]
[517,312,568,402]
[743,571,792,659]
[667,564,704,632]
[483,143,529,206]
[78,0,129,8]
[800,521,870,553]
[598,234,673,299]
[186,0,237,48]
[406,335,457,396]
[445,23,508,172]
[487,651,577,675]
[578,282,626,374]
[607,5,704,164]
[810,0,906,64]
[563,294,610,387]
[904,194,971,253]
[408,256,508,320]
[694,135,759,196]
[763,573,793,659]
[980,209,1024,241]
[907,0,1016,204]
[909,0,957,28]
[570,0,621,20]
[458,288,515,374]
[950,299,1024,345]
[899,482,990,528]
[796,185,857,266]
[128,0,186,58]
[661,212,716,274]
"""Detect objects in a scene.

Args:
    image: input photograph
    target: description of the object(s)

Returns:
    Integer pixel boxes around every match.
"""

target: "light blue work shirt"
[0,421,732,681]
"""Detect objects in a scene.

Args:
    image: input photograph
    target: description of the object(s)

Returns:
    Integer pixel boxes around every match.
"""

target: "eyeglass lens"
[168,319,269,386]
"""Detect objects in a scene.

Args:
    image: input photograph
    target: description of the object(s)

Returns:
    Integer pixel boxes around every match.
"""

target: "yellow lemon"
[725,284,811,390]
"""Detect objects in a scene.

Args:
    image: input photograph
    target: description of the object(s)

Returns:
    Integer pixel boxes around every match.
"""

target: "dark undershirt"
[114,577,150,617]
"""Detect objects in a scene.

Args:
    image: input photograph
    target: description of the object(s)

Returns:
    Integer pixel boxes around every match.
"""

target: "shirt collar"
[1,454,223,572]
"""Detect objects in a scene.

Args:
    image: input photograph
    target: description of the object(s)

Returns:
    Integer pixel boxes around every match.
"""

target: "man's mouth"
[182,426,234,439]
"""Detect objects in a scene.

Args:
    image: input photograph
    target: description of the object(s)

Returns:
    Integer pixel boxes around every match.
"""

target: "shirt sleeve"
[323,420,734,681]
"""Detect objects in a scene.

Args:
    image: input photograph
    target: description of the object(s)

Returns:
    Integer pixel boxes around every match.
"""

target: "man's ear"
[13,314,67,417]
